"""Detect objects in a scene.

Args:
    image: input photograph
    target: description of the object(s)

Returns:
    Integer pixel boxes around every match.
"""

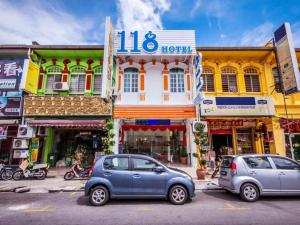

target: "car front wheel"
[240,183,259,202]
[89,186,109,206]
[169,185,188,205]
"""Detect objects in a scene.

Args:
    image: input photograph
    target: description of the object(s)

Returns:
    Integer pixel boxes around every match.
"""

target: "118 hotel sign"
[114,30,196,55]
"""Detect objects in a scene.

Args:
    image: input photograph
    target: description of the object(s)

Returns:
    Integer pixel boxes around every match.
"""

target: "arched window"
[201,67,215,92]
[244,67,261,92]
[169,68,185,92]
[46,66,62,92]
[124,68,139,92]
[70,66,86,94]
[93,66,102,95]
[221,67,237,92]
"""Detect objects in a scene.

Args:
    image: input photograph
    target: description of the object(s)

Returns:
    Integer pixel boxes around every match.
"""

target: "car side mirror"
[153,166,165,173]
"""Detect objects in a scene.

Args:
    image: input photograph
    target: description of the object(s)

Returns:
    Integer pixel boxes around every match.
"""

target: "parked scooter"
[64,160,92,180]
[0,160,13,180]
[12,159,49,180]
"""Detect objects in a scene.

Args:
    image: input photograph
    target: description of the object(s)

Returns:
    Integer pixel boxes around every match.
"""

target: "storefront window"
[201,67,214,92]
[70,66,86,94]
[124,68,138,92]
[170,68,185,92]
[286,134,300,161]
[221,67,237,92]
[244,67,260,92]
[93,66,102,95]
[236,128,254,154]
[46,66,62,92]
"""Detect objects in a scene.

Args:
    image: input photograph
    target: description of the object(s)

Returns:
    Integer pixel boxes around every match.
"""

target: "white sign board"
[113,30,196,55]
[274,23,300,95]
[200,97,275,116]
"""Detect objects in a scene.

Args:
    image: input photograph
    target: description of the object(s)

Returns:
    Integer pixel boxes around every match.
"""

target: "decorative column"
[237,63,246,94]
[117,66,123,101]
[215,62,222,93]
[62,59,70,83]
[85,59,94,95]
[185,68,191,100]
[139,59,146,102]
[162,60,169,102]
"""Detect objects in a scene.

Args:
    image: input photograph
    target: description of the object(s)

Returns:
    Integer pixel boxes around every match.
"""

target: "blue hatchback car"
[85,154,195,206]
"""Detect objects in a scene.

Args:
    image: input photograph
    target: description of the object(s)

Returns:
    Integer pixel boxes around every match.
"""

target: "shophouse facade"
[112,30,197,165]
[0,45,32,165]
[198,47,300,162]
[23,45,113,166]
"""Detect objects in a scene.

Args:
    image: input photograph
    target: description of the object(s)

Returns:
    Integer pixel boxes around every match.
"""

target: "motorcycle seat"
[32,164,48,170]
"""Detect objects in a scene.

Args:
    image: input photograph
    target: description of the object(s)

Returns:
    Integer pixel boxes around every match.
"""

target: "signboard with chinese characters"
[0,97,21,116]
[274,23,300,95]
[114,30,196,55]
[0,59,24,96]
[200,97,275,116]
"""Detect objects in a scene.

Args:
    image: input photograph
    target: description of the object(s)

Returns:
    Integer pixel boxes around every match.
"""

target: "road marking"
[69,192,78,197]
[136,206,153,212]
[219,203,251,211]
[23,206,54,213]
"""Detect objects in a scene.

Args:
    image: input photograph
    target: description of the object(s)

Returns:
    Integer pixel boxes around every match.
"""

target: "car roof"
[223,154,287,158]
[102,154,154,159]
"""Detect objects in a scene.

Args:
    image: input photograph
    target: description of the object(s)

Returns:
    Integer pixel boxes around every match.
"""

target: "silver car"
[219,154,300,202]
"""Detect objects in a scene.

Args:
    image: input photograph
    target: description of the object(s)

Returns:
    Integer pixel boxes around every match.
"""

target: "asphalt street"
[0,191,300,225]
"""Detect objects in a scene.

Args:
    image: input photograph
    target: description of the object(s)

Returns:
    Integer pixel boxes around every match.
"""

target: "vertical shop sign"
[102,16,114,99]
[0,125,8,140]
[20,59,39,94]
[274,23,300,95]
[31,137,39,162]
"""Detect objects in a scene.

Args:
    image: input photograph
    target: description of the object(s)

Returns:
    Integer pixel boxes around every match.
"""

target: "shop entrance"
[211,134,233,158]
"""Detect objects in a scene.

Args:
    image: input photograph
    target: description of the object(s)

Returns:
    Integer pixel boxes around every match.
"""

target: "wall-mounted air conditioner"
[13,139,29,149]
[53,82,69,91]
[17,125,34,138]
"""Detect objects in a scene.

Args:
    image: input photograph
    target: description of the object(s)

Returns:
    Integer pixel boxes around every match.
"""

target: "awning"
[0,119,20,125]
[27,120,106,128]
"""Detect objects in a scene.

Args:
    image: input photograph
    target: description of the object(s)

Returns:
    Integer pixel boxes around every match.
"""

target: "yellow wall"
[199,49,300,156]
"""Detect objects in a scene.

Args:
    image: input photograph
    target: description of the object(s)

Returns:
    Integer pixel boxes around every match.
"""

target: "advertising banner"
[0,125,8,140]
[0,97,22,116]
[20,60,39,94]
[0,59,24,96]
[274,23,300,95]
[200,97,275,116]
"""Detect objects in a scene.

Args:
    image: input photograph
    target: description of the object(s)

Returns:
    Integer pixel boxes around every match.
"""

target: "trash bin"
[48,153,57,167]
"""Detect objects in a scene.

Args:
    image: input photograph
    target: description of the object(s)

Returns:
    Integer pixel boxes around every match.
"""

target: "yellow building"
[198,47,300,161]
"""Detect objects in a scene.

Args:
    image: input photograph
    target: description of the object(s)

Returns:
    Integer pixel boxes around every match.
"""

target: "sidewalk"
[0,167,222,194]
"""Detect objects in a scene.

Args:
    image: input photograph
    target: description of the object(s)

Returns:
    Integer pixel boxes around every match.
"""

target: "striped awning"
[27,120,106,128]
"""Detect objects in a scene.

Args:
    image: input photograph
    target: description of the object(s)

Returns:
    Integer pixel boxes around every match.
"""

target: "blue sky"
[0,0,299,47]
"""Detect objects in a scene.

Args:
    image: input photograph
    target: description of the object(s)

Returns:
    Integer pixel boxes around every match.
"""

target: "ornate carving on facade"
[24,96,112,116]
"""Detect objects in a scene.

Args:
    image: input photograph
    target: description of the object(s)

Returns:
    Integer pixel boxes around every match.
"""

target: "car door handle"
[133,174,141,179]
[103,172,112,177]
[279,172,285,175]
[249,171,256,175]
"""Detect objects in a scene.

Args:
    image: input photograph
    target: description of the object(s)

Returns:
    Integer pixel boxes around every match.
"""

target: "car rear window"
[243,156,272,169]
[221,157,234,168]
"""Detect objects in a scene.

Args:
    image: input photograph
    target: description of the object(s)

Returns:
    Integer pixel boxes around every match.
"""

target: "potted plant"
[193,122,208,180]
[179,147,188,164]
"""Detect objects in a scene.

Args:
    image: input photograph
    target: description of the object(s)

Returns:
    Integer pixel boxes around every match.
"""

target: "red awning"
[122,125,186,131]
[27,120,106,128]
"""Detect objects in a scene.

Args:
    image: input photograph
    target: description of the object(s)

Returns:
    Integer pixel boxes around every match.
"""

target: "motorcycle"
[0,160,13,180]
[64,161,92,180]
[12,159,49,180]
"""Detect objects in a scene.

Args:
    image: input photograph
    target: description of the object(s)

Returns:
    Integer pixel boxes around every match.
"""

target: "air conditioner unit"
[13,139,29,149]
[17,125,34,138]
[37,126,47,136]
[192,121,208,133]
[53,82,69,91]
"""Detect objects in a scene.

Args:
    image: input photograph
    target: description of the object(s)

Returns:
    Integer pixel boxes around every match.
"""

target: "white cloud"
[240,22,274,46]
[0,0,104,45]
[116,0,171,30]
[190,0,201,17]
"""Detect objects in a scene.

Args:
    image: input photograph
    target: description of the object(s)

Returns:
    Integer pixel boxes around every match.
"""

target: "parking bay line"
[219,203,251,211]
[23,206,54,213]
